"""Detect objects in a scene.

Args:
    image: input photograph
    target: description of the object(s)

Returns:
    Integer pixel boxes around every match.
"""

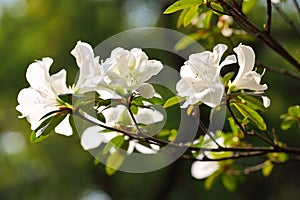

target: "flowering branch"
[217,0,300,72]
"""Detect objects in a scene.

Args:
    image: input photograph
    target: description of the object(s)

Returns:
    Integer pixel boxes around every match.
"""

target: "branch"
[256,61,300,81]
[265,0,272,34]
[217,0,300,72]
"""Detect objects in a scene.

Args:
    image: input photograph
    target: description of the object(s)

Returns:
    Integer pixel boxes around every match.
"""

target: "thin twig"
[217,0,300,72]
[266,0,272,34]
[256,61,300,81]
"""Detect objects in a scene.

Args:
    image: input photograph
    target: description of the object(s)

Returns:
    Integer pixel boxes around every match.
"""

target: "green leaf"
[280,105,300,130]
[210,2,223,16]
[102,135,125,155]
[262,160,274,177]
[221,71,235,85]
[203,11,213,29]
[177,8,189,28]
[288,105,300,116]
[130,104,138,115]
[232,102,267,130]
[183,5,199,27]
[143,96,164,105]
[228,117,239,136]
[204,170,220,190]
[221,174,237,192]
[164,0,203,14]
[242,0,257,14]
[164,96,185,108]
[105,150,126,176]
[237,95,265,112]
[31,112,68,143]
[97,112,106,123]
[281,118,296,130]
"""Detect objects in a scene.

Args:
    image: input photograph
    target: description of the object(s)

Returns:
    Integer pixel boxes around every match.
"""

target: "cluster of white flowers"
[176,43,269,109]
[16,41,269,178]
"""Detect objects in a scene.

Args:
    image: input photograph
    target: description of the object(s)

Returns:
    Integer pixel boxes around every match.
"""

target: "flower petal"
[191,161,219,179]
[232,44,255,85]
[137,83,155,99]
[55,115,73,136]
[80,126,106,150]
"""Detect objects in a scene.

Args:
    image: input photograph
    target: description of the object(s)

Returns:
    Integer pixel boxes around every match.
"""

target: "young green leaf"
[183,5,199,27]
[221,174,237,192]
[164,0,203,14]
[143,96,164,105]
[177,8,190,28]
[164,96,186,108]
[204,170,220,190]
[105,150,126,176]
[31,112,68,143]
[242,0,257,14]
[102,135,125,155]
[232,102,267,130]
[237,95,265,112]
[262,160,274,177]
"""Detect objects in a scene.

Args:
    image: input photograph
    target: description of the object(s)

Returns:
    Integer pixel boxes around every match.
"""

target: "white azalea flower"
[80,105,163,154]
[71,41,104,93]
[176,44,236,108]
[232,44,268,91]
[16,57,73,136]
[101,47,163,99]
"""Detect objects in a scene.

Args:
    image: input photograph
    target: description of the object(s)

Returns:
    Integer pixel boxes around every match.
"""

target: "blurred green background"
[0,0,300,199]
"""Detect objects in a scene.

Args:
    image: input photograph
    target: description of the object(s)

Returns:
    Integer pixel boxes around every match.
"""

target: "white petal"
[26,57,53,94]
[50,69,69,94]
[135,107,164,124]
[262,96,271,108]
[139,60,163,82]
[71,41,101,91]
[134,142,157,154]
[191,161,219,179]
[55,115,73,136]
[80,126,105,150]
[137,83,155,99]
[219,54,237,69]
[213,44,228,65]
[232,44,255,85]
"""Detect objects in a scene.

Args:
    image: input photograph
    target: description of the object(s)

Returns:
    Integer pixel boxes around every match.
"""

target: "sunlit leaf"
[232,102,267,130]
[105,150,126,176]
[210,2,223,16]
[31,112,68,143]
[102,135,125,155]
[164,0,203,14]
[262,160,274,177]
[242,0,257,14]
[164,96,186,108]
[183,5,199,27]
[204,170,220,190]
[237,95,265,112]
[221,173,237,192]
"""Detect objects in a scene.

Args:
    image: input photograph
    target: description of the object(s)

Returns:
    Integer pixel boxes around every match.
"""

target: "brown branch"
[217,0,300,72]
[256,61,300,81]
[265,0,272,34]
